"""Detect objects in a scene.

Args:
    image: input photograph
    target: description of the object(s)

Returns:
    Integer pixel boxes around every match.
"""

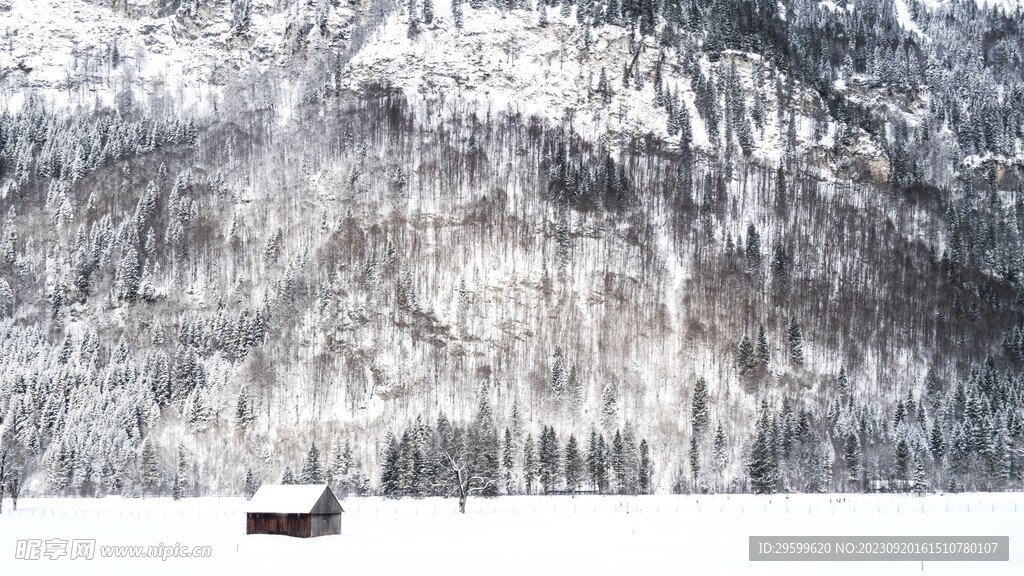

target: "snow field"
[1,493,1023,575]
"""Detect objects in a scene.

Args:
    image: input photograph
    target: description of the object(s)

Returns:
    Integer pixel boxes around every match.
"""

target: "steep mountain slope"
[1,0,1023,499]
[0,0,375,112]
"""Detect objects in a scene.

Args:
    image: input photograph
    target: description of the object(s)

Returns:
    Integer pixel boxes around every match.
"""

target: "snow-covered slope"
[345,4,891,172]
[0,0,360,112]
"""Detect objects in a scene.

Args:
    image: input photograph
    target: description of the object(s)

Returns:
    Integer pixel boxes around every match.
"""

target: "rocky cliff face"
[0,0,372,113]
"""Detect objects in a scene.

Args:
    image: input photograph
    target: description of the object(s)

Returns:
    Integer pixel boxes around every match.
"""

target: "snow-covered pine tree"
[925,367,942,399]
[744,224,761,273]
[747,401,777,494]
[688,435,700,490]
[281,466,296,485]
[843,433,860,491]
[235,387,255,432]
[563,435,584,492]
[522,433,537,495]
[538,426,560,493]
[638,439,652,494]
[172,443,186,500]
[837,366,850,397]
[243,468,259,499]
[549,347,567,399]
[712,423,728,483]
[894,439,911,485]
[755,324,769,368]
[586,428,600,491]
[622,422,639,494]
[300,443,324,484]
[787,317,804,366]
[453,0,464,28]
[568,364,583,414]
[597,67,610,104]
[737,336,755,375]
[502,427,515,494]
[139,438,159,498]
[913,458,927,493]
[600,385,618,430]
[691,377,709,437]
[114,245,140,302]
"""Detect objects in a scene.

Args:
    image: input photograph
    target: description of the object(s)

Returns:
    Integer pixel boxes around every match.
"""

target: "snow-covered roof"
[247,484,343,514]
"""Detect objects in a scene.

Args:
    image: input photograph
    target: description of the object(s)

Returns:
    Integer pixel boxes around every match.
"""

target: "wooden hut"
[246,484,344,538]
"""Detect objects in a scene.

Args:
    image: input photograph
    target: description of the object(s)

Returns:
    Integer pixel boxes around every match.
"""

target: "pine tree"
[837,366,850,397]
[243,468,258,498]
[502,427,515,494]
[653,57,665,106]
[7,468,21,511]
[300,443,324,484]
[0,278,14,317]
[235,387,254,432]
[638,439,652,494]
[381,433,401,496]
[843,433,860,489]
[139,438,159,498]
[712,423,728,482]
[755,324,769,368]
[688,435,700,490]
[568,364,584,413]
[586,429,609,493]
[667,90,680,135]
[929,423,945,462]
[947,423,969,479]
[625,427,643,492]
[737,336,755,374]
[281,466,296,485]
[230,0,252,34]
[172,443,186,500]
[423,0,434,24]
[523,433,538,495]
[787,317,804,366]
[539,426,561,493]
[924,367,942,399]
[453,0,464,28]
[328,438,352,496]
[894,439,912,486]
[678,95,692,156]
[609,430,624,493]
[598,67,610,104]
[550,347,567,399]
[913,458,927,493]
[691,377,709,436]
[638,0,655,35]
[770,244,791,290]
[563,435,584,492]
[748,401,777,494]
[407,2,420,37]
[994,427,1011,488]
[469,391,501,497]
[744,224,762,273]
[115,245,140,302]
[600,385,618,430]
[894,399,907,428]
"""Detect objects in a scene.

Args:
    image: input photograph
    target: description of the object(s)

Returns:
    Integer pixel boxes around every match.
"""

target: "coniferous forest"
[1,0,1024,506]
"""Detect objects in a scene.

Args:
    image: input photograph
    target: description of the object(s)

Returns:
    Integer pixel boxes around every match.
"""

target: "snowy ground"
[0,493,1022,575]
